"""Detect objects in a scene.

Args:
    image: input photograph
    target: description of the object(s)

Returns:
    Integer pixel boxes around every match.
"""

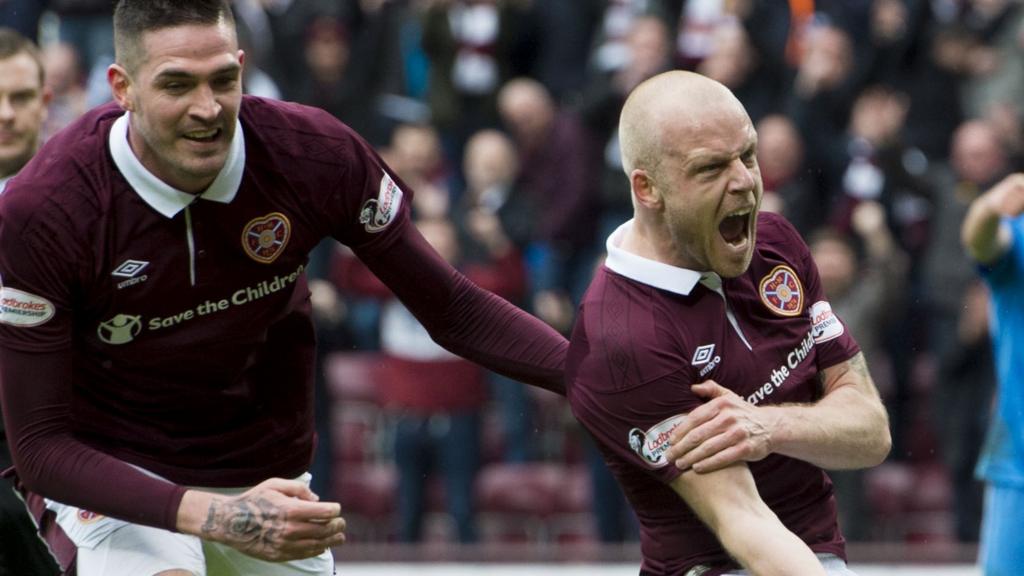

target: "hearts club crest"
[242,212,291,264]
[759,265,803,316]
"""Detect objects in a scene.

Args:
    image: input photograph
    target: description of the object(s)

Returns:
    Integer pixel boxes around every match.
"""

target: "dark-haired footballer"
[0,1,566,574]
[566,71,891,576]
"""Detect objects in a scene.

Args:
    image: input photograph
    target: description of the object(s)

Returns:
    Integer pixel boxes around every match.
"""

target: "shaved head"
[616,70,761,278]
[619,71,747,181]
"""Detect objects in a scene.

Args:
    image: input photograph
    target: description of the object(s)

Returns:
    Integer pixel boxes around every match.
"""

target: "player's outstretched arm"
[962,173,1024,264]
[665,352,890,472]
[176,479,345,562]
[670,463,826,576]
[356,222,568,395]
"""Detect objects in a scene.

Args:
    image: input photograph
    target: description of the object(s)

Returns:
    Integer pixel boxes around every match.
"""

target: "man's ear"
[108,63,133,112]
[631,169,662,209]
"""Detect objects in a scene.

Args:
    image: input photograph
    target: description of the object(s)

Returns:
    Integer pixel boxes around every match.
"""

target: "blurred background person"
[421,0,536,186]
[578,14,674,241]
[0,28,50,190]
[755,113,814,235]
[497,77,600,329]
[336,214,526,543]
[45,0,114,107]
[456,129,537,463]
[923,119,1010,542]
[39,41,87,140]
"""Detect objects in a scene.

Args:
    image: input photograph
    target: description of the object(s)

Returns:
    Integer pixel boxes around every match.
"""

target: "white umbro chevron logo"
[692,344,715,365]
[112,260,150,290]
[111,260,149,278]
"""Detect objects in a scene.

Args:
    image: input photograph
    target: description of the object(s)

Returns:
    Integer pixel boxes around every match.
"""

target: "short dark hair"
[114,0,235,72]
[0,27,45,87]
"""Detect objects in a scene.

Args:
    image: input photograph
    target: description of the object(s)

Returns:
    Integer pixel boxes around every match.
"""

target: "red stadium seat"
[475,463,590,543]
[325,352,385,404]
[334,462,398,518]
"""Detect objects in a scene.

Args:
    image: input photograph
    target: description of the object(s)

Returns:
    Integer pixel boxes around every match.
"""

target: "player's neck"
[623,217,699,271]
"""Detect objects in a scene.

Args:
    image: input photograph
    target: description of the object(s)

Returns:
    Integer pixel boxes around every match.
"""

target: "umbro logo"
[112,260,148,278]
[112,260,150,290]
[692,343,721,378]
[692,344,715,365]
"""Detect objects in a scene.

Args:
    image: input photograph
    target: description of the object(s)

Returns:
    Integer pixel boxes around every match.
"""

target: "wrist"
[176,489,216,537]
[980,191,1007,219]
[761,405,788,454]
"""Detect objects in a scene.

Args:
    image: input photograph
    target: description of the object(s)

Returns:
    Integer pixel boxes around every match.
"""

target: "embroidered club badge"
[242,212,291,263]
[759,264,804,316]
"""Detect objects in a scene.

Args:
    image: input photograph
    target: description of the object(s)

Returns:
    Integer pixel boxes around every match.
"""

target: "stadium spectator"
[524,0,603,103]
[695,17,787,126]
[456,129,537,463]
[47,0,117,108]
[0,28,50,191]
[40,42,89,141]
[578,14,674,241]
[923,119,1007,542]
[345,214,523,543]
[290,16,382,142]
[387,122,451,220]
[961,171,1024,576]
[421,0,535,175]
[497,77,600,314]
[0,26,60,576]
[0,1,567,573]
[948,0,1024,123]
[785,21,862,214]
[567,71,890,575]
[755,114,815,236]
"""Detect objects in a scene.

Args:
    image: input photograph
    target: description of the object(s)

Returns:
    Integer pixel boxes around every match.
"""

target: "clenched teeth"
[185,129,218,139]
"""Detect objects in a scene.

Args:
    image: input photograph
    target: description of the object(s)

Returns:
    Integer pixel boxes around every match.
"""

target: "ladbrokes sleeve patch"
[0,286,55,327]
[810,300,844,343]
[628,414,688,468]
[359,173,404,233]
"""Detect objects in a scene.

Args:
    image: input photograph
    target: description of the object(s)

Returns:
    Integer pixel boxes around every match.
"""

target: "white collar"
[604,219,723,296]
[0,175,10,195]
[109,112,245,218]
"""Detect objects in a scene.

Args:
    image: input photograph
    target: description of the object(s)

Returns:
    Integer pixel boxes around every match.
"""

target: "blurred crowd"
[3,0,1023,549]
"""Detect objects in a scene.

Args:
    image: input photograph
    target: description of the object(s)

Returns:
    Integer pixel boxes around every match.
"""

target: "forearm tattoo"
[201,496,285,552]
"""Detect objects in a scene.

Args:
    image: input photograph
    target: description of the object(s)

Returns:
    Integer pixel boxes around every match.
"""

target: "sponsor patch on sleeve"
[628,414,687,468]
[359,173,404,233]
[0,286,55,327]
[810,300,844,343]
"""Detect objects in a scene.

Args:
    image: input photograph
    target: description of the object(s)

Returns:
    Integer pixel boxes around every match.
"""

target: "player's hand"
[982,173,1024,218]
[664,381,777,473]
[198,478,346,561]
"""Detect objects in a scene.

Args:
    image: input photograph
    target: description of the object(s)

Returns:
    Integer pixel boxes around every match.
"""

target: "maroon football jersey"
[0,97,412,486]
[0,97,566,530]
[567,212,860,575]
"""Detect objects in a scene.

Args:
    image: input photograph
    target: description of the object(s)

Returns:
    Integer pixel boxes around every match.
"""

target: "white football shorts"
[45,472,334,576]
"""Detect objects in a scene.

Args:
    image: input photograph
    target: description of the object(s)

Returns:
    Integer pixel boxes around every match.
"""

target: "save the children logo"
[759,265,804,317]
[96,264,306,346]
[359,173,404,233]
[628,414,687,468]
[97,314,143,345]
[242,212,291,264]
